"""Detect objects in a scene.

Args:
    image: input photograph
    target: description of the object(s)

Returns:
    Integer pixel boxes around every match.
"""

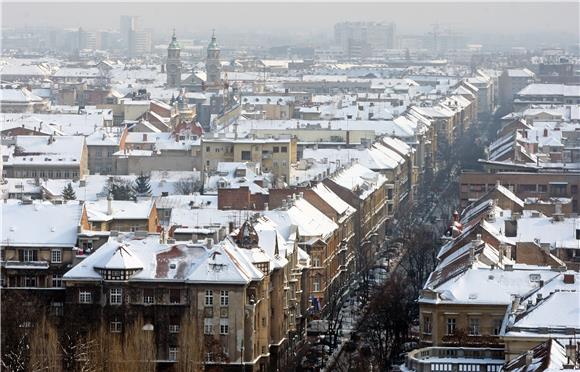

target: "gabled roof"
[1,200,83,247]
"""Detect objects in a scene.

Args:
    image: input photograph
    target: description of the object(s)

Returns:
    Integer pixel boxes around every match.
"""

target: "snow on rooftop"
[264,197,338,240]
[85,199,154,221]
[1,201,83,247]
[330,163,387,200]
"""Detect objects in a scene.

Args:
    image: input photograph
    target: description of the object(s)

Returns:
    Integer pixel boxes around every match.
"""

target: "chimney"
[512,294,521,311]
[107,194,113,215]
[206,238,214,250]
[498,243,506,264]
[469,242,476,265]
[563,273,575,284]
[525,350,534,366]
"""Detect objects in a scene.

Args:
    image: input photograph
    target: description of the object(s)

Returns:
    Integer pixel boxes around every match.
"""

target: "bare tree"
[122,316,156,372]
[29,314,61,372]
[174,176,202,195]
[359,273,412,370]
[177,311,204,372]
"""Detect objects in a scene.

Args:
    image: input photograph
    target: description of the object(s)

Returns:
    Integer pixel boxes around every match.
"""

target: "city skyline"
[3,2,579,37]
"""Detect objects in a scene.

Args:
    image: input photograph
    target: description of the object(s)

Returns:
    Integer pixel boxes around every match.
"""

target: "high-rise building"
[334,21,396,59]
[120,15,136,54]
[166,30,182,88]
[118,16,152,57]
[78,27,99,50]
[133,30,152,56]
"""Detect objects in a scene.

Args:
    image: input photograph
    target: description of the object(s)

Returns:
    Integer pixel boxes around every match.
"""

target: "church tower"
[166,30,181,88]
[206,30,222,86]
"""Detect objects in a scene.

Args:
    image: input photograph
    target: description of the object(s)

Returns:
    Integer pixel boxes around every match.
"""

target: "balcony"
[405,347,504,372]
[2,260,50,270]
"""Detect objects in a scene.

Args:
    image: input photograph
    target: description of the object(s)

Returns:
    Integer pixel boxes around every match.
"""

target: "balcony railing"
[2,260,50,269]
[406,346,504,372]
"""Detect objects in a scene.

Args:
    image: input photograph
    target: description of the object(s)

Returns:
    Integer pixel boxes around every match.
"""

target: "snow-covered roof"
[229,118,417,138]
[502,339,569,372]
[0,86,44,103]
[85,199,154,222]
[302,144,403,172]
[264,197,338,240]
[330,163,387,200]
[503,272,580,340]
[517,84,580,98]
[64,235,262,284]
[506,68,535,78]
[1,200,83,247]
[7,135,85,166]
[423,264,559,306]
[94,244,144,270]
[311,182,355,219]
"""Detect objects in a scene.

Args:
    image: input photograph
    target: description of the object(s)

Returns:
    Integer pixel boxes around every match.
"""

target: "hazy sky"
[2,2,579,37]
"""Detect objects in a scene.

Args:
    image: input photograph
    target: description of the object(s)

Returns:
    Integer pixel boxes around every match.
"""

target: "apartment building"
[202,137,298,183]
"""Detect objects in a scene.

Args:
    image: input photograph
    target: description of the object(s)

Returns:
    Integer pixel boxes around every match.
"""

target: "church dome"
[168,30,180,49]
[208,31,219,51]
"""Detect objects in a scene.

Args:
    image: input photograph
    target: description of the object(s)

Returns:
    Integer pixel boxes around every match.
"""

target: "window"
[110,288,122,305]
[550,183,567,197]
[423,314,432,335]
[168,347,178,361]
[273,146,279,153]
[110,318,122,333]
[170,289,181,304]
[51,302,63,316]
[205,290,213,306]
[313,275,321,292]
[143,289,155,304]
[110,270,123,280]
[79,290,92,304]
[281,146,287,153]
[220,290,229,306]
[52,274,63,288]
[241,150,251,160]
[432,363,453,372]
[204,318,213,335]
[312,256,321,267]
[24,276,37,287]
[219,319,229,335]
[169,324,181,333]
[20,249,38,262]
[468,318,480,335]
[493,318,502,335]
[446,317,456,335]
[459,365,481,372]
[51,249,62,263]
